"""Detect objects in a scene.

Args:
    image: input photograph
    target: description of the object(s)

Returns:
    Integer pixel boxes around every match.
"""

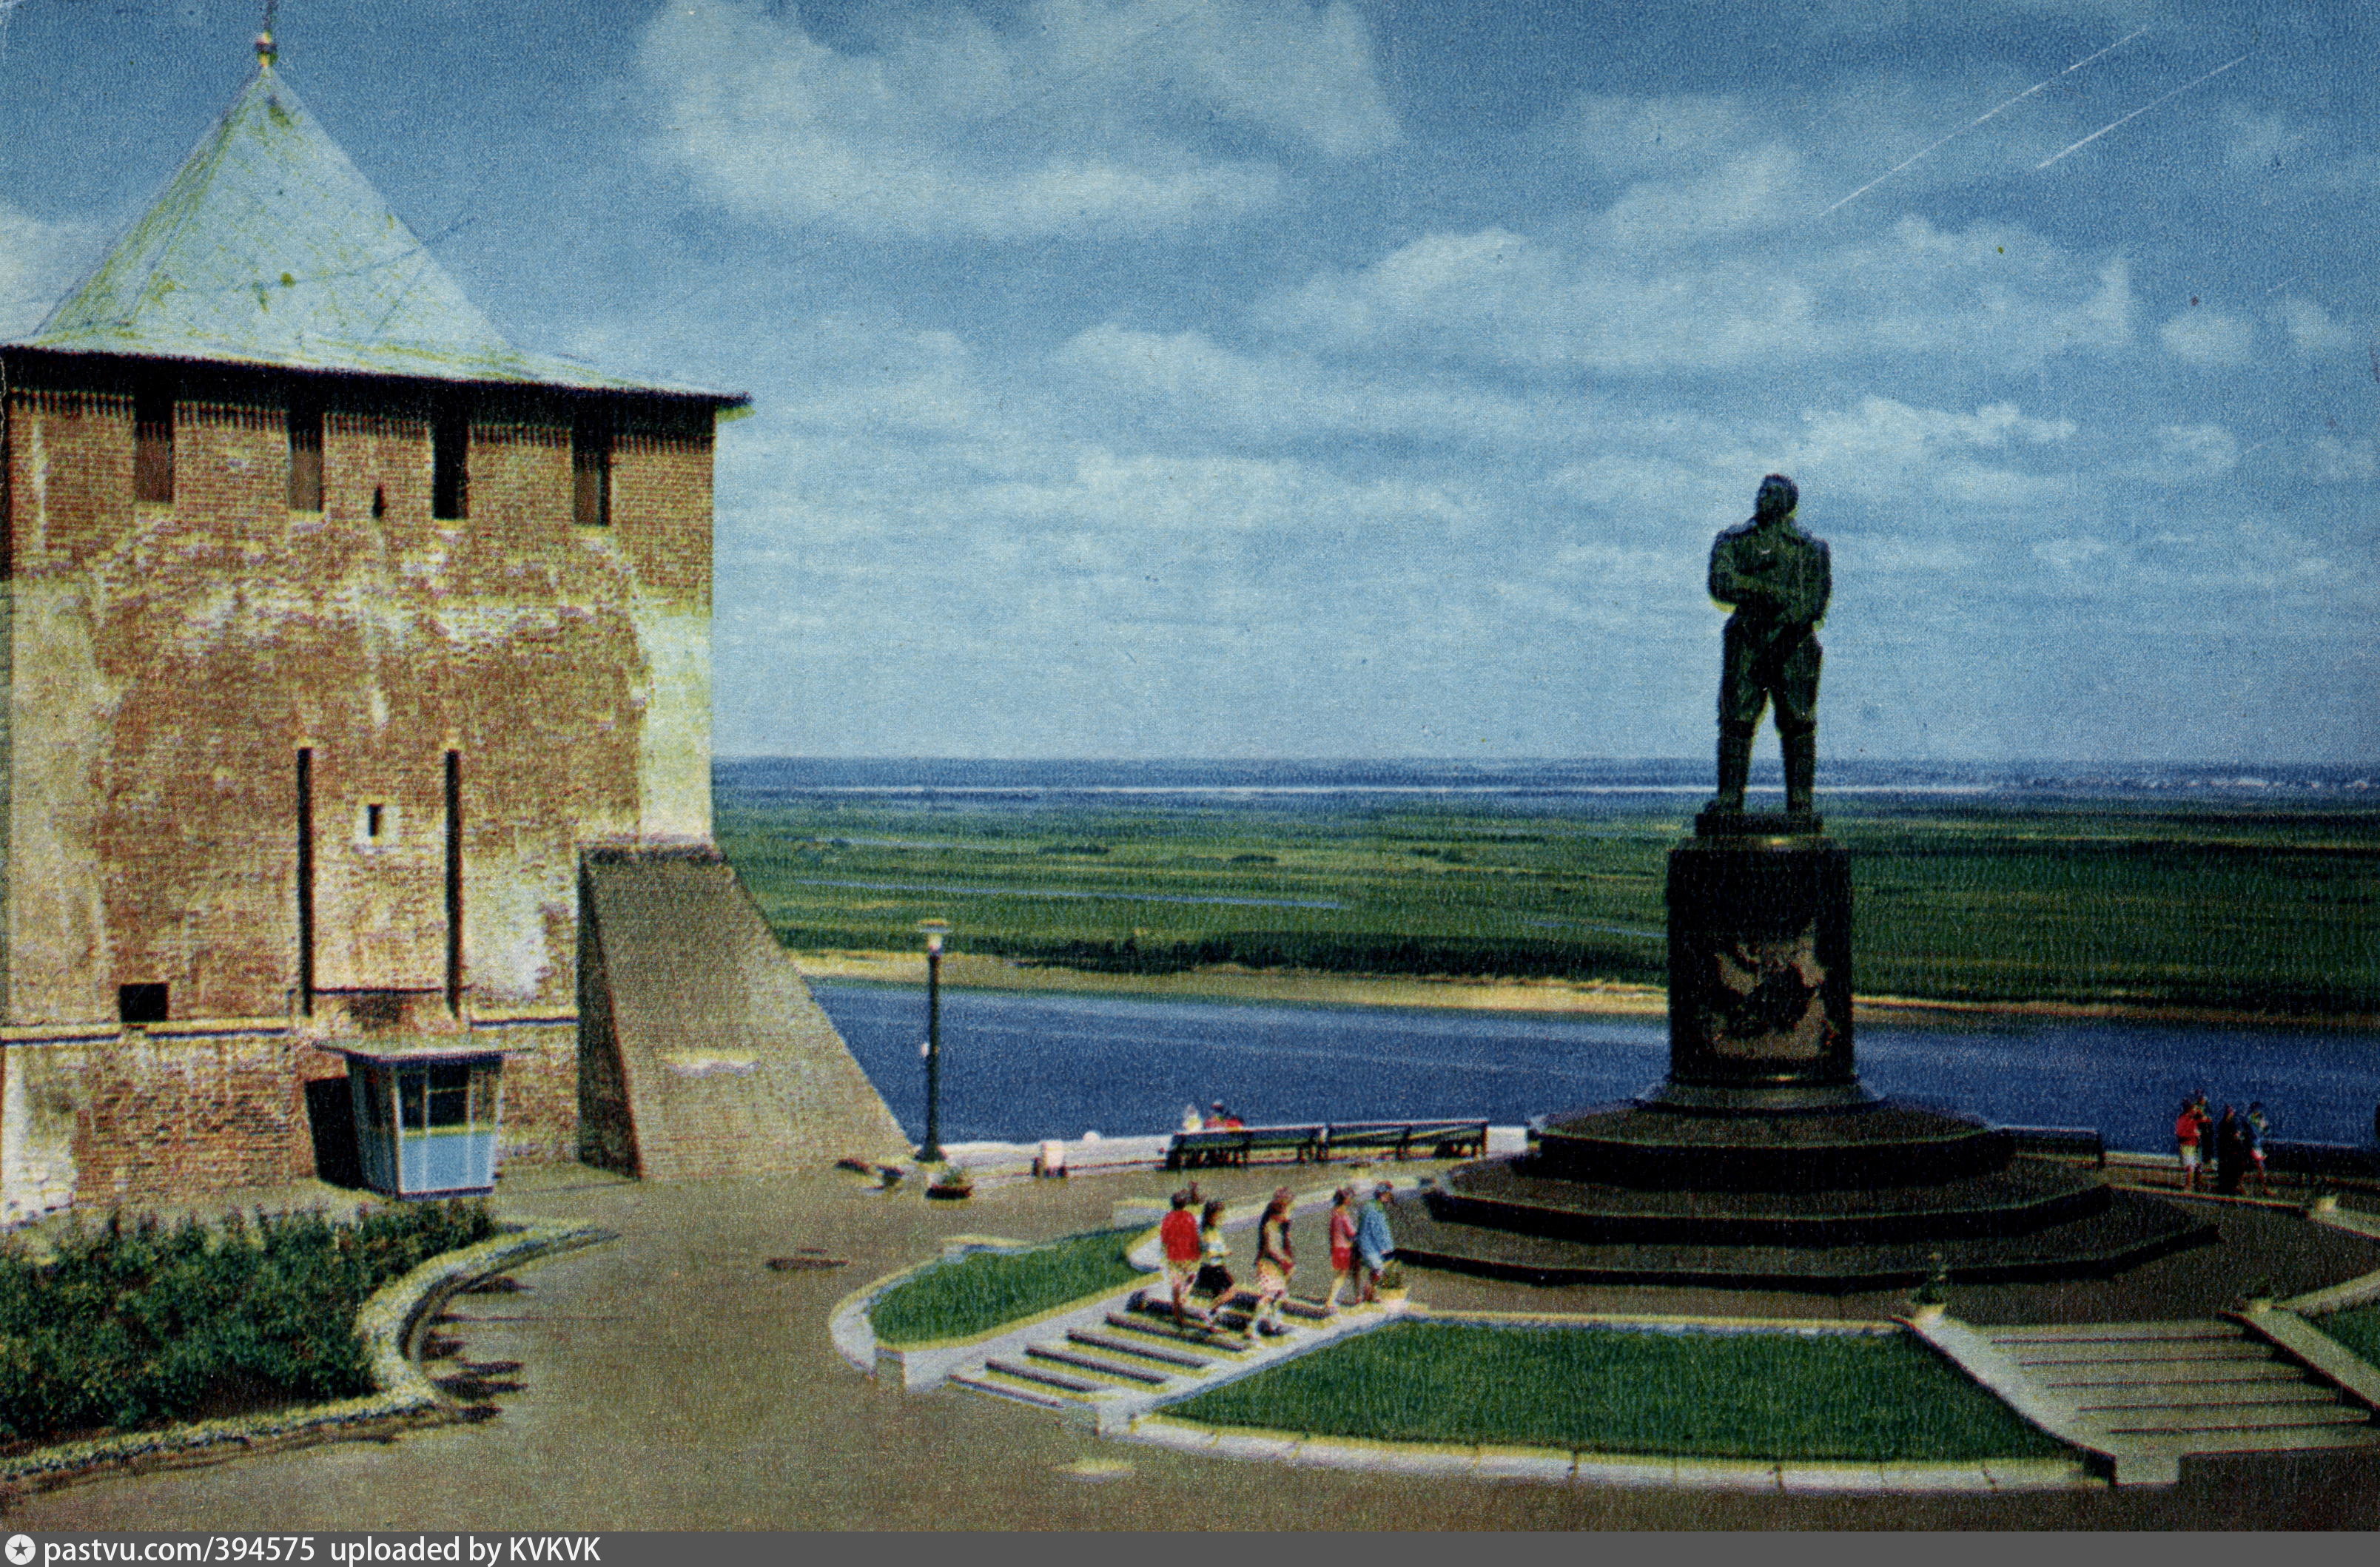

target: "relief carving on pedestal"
[1701,931,1834,1061]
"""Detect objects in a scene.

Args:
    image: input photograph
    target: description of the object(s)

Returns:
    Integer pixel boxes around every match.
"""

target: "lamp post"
[917,920,952,1163]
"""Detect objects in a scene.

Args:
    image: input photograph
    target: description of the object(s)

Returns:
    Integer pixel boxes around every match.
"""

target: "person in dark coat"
[2213,1105,2248,1196]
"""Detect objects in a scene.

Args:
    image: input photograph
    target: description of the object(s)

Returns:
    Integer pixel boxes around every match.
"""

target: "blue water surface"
[811,983,2380,1157]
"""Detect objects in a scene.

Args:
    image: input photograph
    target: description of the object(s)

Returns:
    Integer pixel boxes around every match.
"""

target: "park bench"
[1323,1119,1490,1162]
[2003,1125,2106,1166]
[1164,1124,1325,1169]
[1162,1117,1490,1169]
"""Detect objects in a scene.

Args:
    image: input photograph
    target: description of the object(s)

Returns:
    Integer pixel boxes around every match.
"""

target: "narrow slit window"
[133,385,174,504]
[118,983,169,1024]
[366,802,387,840]
[287,396,323,511]
[431,408,468,520]
[572,411,611,527]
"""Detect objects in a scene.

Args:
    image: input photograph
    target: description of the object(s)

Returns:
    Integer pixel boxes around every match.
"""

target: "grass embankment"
[719,794,2380,1018]
[0,1202,494,1447]
[870,1227,1146,1347]
[2316,1306,2380,1369]
[1166,1321,2069,1463]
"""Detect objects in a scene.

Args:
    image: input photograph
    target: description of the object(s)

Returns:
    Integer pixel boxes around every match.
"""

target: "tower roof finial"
[257,0,279,68]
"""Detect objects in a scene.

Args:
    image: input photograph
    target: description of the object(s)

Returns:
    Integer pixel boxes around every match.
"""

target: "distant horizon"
[716,754,2379,771]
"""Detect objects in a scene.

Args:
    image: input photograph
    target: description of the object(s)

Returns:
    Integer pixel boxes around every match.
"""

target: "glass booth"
[338,1045,505,1198]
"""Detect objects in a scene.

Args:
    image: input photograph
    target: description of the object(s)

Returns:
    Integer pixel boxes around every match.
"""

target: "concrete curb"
[2237,1308,2380,1413]
[0,1219,606,1497]
[1119,1415,2097,1492]
[1409,1307,1900,1335]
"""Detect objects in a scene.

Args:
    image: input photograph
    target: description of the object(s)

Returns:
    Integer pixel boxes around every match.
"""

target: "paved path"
[11,1168,2380,1529]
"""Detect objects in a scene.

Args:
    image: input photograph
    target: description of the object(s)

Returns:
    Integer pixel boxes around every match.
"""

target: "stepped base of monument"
[1532,1096,2020,1192]
[1396,1174,2215,1291]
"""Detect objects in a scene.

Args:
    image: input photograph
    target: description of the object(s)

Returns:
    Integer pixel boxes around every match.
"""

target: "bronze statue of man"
[1707,474,1829,819]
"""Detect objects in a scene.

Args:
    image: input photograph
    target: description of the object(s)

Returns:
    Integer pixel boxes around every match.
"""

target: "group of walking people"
[2173,1092,2269,1196]
[1155,1179,1398,1338]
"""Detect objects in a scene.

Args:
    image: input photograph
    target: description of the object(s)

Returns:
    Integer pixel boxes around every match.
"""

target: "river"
[811,982,2380,1157]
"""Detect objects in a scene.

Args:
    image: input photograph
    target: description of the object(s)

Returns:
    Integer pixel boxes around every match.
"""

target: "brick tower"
[0,36,907,1216]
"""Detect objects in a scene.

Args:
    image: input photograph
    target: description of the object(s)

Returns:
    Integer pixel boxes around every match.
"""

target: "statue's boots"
[1711,725,1754,814]
[1782,727,1817,818]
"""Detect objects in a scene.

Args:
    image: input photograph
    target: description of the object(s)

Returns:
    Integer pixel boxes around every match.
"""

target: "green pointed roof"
[20,50,727,400]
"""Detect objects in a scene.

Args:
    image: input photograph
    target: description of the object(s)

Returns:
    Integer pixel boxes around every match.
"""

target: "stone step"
[947,1369,1082,1411]
[1066,1329,1214,1369]
[2030,1358,2304,1388]
[2085,1403,2372,1436]
[2003,1340,2267,1367]
[1989,1321,2236,1344]
[982,1358,1108,1397]
[2072,1381,2334,1412]
[2107,1423,2380,1458]
[1024,1344,1171,1386]
[1112,1308,1252,1350]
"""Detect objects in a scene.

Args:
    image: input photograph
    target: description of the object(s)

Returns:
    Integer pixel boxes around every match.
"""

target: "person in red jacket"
[2175,1096,2207,1192]
[1158,1189,1209,1329]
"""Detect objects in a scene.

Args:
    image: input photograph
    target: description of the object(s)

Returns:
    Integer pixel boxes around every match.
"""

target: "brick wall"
[0,354,725,1213]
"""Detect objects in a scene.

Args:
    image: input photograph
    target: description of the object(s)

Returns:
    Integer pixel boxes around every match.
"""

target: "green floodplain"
[716,792,2380,1020]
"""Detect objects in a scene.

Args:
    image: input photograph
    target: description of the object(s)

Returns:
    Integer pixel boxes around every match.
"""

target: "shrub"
[0,1199,494,1445]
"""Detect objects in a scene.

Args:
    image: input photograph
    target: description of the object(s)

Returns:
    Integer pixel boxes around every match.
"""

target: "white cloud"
[1789,395,2082,510]
[2159,308,2255,366]
[2306,436,2376,484]
[2033,536,2114,571]
[1057,322,1563,448]
[2222,105,2310,175]
[1593,143,1815,246]
[2275,296,2356,357]
[2156,422,2240,479]
[1257,217,2134,374]
[639,0,1395,240]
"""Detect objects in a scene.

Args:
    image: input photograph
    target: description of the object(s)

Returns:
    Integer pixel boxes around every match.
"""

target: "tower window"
[118,983,169,1024]
[572,410,611,527]
[133,385,174,504]
[431,408,468,520]
[287,396,323,511]
[365,801,390,841]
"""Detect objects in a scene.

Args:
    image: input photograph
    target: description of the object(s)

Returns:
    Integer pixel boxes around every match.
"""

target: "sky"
[0,0,2373,763]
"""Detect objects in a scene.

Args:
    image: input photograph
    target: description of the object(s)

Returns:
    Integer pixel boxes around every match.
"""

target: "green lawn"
[2315,1305,2380,1369]
[869,1227,1147,1347]
[1166,1321,2070,1463]
[719,791,2380,1016]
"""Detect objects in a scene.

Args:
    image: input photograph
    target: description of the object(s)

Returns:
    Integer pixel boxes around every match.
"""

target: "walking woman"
[1322,1187,1359,1314]
[1251,1187,1296,1338]
[1193,1197,1237,1318]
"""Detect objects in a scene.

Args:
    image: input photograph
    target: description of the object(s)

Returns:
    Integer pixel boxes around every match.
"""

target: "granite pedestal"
[1402,813,2211,1290]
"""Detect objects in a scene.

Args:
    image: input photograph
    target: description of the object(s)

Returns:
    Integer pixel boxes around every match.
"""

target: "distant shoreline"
[790,949,2380,1033]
